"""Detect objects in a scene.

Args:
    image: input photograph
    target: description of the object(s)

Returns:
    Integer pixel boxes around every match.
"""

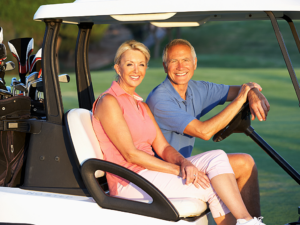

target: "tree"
[0,0,108,71]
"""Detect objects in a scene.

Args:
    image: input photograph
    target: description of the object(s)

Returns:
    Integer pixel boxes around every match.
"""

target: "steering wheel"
[213,102,251,142]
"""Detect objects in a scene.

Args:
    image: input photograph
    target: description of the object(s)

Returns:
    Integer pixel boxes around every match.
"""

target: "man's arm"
[226,85,270,121]
[184,83,262,140]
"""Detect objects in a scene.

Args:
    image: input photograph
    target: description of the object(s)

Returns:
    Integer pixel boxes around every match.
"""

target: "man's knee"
[227,153,257,177]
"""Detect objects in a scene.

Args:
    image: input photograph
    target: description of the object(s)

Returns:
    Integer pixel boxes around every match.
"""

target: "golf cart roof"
[34,0,300,25]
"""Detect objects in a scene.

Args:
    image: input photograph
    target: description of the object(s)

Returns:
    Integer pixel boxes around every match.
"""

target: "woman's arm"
[142,102,210,189]
[94,94,180,176]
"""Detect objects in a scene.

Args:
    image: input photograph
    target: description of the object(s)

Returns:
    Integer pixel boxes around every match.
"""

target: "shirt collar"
[162,77,192,102]
[110,81,143,101]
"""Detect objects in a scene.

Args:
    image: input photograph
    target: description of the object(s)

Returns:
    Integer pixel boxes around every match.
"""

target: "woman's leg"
[116,169,231,221]
[116,150,255,224]
[189,150,252,222]
[211,174,252,223]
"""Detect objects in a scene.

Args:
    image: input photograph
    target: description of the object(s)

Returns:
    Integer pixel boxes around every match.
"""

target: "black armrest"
[81,159,180,221]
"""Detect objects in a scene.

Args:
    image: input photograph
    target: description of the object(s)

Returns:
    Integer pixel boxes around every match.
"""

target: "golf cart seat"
[66,108,209,219]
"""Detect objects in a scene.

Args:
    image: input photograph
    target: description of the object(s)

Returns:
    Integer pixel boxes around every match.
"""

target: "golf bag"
[0,95,31,187]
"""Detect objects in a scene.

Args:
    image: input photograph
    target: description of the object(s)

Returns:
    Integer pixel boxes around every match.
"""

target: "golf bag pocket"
[0,96,31,120]
[0,95,31,187]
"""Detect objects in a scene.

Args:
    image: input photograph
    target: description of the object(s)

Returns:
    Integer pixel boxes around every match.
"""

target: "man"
[146,39,270,217]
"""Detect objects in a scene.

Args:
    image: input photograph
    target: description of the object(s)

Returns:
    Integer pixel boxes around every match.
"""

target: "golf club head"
[15,83,28,93]
[6,86,11,93]
[28,78,42,97]
[0,43,7,62]
[0,27,3,43]
[3,61,15,71]
[11,77,20,86]
[0,74,5,86]
[58,74,70,83]
[0,78,7,90]
[26,71,39,89]
[29,78,42,88]
[8,37,34,83]
[29,48,42,76]
[0,89,12,99]
[27,75,41,97]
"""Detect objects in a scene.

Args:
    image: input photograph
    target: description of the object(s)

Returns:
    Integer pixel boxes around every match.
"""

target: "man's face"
[163,44,197,88]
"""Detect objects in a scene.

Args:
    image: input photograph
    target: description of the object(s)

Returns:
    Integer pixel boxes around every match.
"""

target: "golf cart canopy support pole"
[75,23,95,110]
[282,15,300,53]
[266,11,300,107]
[245,126,300,185]
[42,19,64,124]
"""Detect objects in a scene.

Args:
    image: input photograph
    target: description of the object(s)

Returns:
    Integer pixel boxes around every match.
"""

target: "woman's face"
[114,49,147,92]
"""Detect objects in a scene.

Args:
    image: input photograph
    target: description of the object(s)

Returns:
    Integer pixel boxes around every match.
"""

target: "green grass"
[58,67,300,225]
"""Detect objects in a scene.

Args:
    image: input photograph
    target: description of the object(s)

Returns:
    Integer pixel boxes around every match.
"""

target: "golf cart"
[0,0,300,224]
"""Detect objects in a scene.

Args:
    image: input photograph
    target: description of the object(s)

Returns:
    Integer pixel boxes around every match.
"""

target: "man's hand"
[179,159,210,189]
[247,88,270,121]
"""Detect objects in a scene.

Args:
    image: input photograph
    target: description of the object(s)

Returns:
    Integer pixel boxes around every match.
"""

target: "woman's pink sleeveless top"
[92,81,156,196]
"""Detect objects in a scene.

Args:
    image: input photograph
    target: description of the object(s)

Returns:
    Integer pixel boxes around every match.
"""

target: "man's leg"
[227,153,261,217]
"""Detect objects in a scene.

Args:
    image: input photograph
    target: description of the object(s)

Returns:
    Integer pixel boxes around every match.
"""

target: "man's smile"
[175,72,188,76]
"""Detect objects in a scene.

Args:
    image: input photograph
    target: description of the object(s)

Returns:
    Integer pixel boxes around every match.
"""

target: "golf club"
[6,86,11,93]
[0,43,7,62]
[29,54,35,71]
[10,77,20,96]
[8,38,34,84]
[0,27,3,43]
[29,48,42,78]
[14,83,28,96]
[0,77,7,90]
[3,61,15,72]
[27,78,42,97]
[11,77,20,86]
[0,89,12,99]
[25,72,39,89]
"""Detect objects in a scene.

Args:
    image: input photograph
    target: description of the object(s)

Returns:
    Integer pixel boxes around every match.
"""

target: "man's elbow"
[194,129,213,141]
[201,134,212,141]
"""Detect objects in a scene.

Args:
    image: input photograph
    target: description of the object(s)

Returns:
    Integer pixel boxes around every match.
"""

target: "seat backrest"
[67,109,208,218]
[67,108,105,178]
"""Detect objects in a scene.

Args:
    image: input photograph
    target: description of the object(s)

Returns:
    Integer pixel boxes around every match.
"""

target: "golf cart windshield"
[33,0,300,109]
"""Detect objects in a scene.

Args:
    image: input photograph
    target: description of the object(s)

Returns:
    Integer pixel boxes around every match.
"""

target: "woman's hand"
[179,159,210,189]
[236,82,262,104]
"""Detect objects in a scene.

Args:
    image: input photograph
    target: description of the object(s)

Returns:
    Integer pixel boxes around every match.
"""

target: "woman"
[92,40,265,225]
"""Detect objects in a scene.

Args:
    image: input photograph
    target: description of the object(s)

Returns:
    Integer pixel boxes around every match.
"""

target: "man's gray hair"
[162,39,197,65]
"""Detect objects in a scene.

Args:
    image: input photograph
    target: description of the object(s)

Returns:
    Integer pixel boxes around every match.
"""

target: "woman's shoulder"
[96,93,119,108]
[141,102,150,110]
[94,93,120,117]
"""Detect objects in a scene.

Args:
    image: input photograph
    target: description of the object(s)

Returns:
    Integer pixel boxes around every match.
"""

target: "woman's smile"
[114,49,147,95]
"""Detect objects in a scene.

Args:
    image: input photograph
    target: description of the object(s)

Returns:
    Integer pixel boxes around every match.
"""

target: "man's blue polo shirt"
[146,77,229,158]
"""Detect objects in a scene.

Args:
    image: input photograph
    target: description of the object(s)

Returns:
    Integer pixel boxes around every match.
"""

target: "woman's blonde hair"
[114,40,150,65]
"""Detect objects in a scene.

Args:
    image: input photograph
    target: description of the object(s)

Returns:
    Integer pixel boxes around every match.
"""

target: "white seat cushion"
[67,108,105,178]
[167,198,207,218]
[67,108,208,217]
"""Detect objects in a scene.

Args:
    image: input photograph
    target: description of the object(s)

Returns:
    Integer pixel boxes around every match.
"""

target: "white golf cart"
[0,0,300,224]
